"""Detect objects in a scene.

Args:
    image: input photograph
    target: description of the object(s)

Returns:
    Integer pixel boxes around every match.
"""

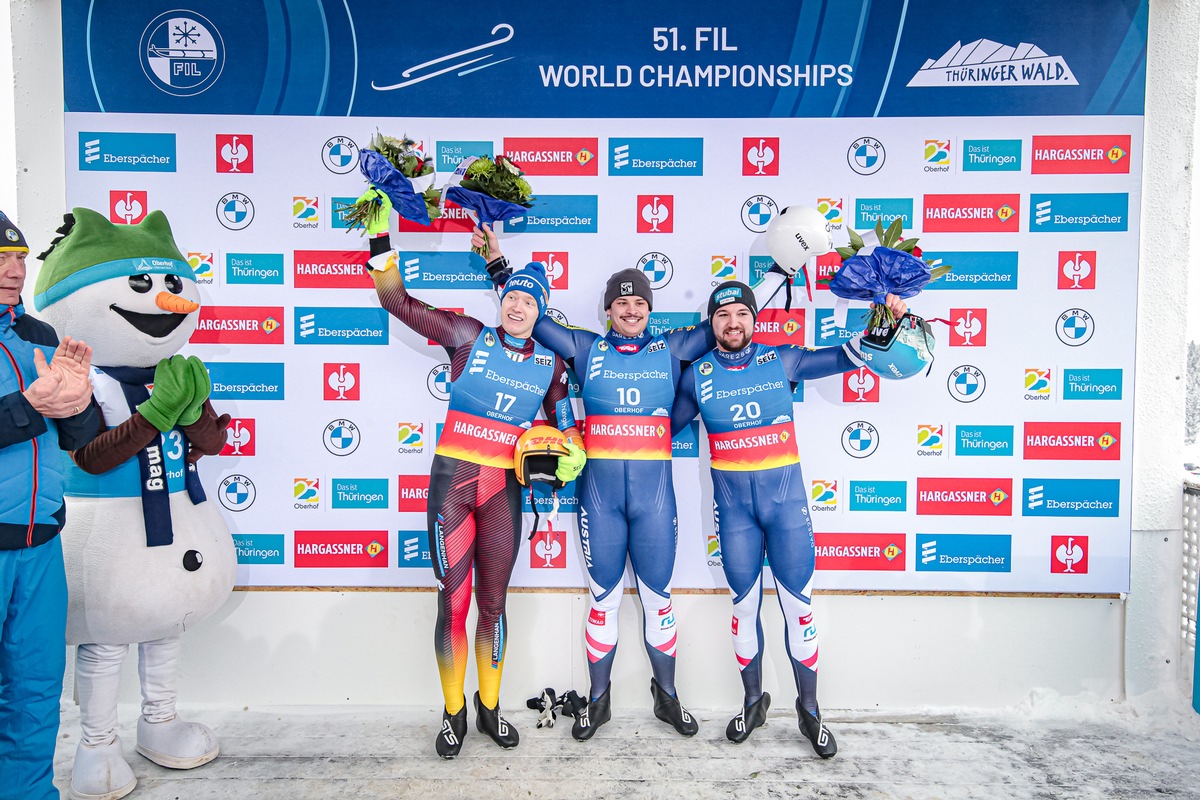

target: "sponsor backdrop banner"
[60,1,1145,593]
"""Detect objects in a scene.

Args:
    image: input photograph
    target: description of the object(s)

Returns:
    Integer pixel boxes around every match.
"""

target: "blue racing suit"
[671,337,864,713]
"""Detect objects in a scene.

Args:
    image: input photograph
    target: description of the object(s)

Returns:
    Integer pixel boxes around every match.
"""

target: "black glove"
[486,255,513,286]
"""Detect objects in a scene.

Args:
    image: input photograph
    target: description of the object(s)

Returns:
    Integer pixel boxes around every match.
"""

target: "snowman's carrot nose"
[156,292,199,314]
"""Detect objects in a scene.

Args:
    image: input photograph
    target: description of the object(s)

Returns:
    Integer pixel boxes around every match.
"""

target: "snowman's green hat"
[34,207,193,310]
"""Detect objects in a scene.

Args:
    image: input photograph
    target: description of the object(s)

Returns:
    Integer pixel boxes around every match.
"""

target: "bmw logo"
[741,195,778,233]
[323,136,360,174]
[841,421,879,458]
[427,364,451,401]
[637,252,674,289]
[1056,308,1094,346]
[947,365,986,402]
[323,419,361,455]
[218,474,256,511]
[848,137,886,176]
[545,307,569,326]
[216,192,254,231]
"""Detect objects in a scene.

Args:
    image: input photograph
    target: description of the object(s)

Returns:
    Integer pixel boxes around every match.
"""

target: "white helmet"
[765,205,834,275]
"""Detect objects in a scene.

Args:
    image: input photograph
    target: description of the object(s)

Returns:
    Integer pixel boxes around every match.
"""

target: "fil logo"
[216,134,253,172]
[711,255,737,282]
[1059,251,1096,289]
[531,527,567,568]
[220,418,254,456]
[743,137,779,175]
[532,251,569,289]
[843,366,879,402]
[817,198,844,226]
[638,195,673,233]
[917,424,944,454]
[324,363,360,401]
[1051,535,1088,574]
[841,421,879,458]
[741,195,779,233]
[810,480,837,510]
[299,314,316,338]
[109,191,148,224]
[950,309,987,346]
[848,137,885,175]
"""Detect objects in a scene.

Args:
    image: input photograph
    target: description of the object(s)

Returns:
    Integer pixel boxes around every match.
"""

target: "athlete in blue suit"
[672,281,905,756]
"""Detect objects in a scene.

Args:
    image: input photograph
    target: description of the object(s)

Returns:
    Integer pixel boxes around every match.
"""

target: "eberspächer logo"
[139,11,225,97]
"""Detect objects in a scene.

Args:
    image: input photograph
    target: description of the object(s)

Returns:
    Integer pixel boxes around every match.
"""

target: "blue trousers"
[0,536,68,800]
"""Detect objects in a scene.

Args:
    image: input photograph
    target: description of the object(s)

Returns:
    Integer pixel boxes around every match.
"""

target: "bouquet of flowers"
[340,131,441,230]
[829,217,952,332]
[444,155,534,259]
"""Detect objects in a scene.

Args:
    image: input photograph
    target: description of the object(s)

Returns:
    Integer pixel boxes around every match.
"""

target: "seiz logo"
[220,418,254,456]
[817,198,844,227]
[815,533,906,571]
[187,252,214,283]
[1023,478,1119,518]
[743,137,779,175]
[324,363,360,401]
[532,251,569,289]
[191,306,283,345]
[843,366,879,403]
[923,139,951,171]
[1024,368,1052,399]
[1051,535,1089,574]
[916,478,1013,516]
[216,134,253,173]
[915,534,1011,573]
[1032,135,1131,174]
[397,423,425,453]
[916,424,943,454]
[397,475,430,512]
[109,190,148,224]
[1058,251,1096,289]
[711,255,737,282]
[1023,421,1120,460]
[637,195,673,233]
[293,478,320,509]
[922,194,1019,233]
[208,362,285,401]
[530,527,568,568]
[503,137,598,176]
[949,309,987,346]
[398,530,433,568]
[79,132,176,172]
[294,250,372,289]
[754,309,805,346]
[810,480,837,510]
[294,531,388,568]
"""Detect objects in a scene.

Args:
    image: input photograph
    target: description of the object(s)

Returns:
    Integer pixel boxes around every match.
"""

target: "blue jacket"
[0,301,100,550]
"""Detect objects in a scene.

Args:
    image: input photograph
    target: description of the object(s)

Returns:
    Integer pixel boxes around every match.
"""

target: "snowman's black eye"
[183,550,203,571]
[164,274,183,294]
[128,274,152,293]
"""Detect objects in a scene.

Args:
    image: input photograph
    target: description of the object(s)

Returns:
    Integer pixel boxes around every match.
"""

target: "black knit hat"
[708,281,757,319]
[0,211,28,254]
[603,268,653,310]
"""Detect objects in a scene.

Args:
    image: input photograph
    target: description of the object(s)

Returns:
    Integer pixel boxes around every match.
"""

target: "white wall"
[7,0,1192,711]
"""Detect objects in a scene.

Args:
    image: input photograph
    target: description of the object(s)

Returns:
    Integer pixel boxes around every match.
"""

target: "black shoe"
[474,692,519,749]
[797,700,837,758]
[435,703,467,759]
[726,692,771,743]
[650,678,699,737]
[571,686,612,741]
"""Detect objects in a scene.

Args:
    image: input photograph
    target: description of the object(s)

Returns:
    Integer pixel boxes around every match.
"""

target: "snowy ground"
[51,689,1200,799]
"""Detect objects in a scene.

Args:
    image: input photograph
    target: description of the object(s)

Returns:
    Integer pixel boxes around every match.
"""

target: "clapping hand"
[23,336,93,419]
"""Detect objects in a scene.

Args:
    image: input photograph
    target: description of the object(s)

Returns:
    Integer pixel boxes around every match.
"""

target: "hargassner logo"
[921,251,1018,291]
[505,196,599,234]
[293,307,389,345]
[1023,478,1120,518]
[294,250,373,289]
[923,194,1019,233]
[754,309,805,346]
[916,478,1012,516]
[1023,421,1120,460]
[907,39,1077,87]
[1031,194,1129,232]
[855,198,913,231]
[294,531,388,569]
[79,132,176,172]
[397,252,490,290]
[815,533,905,571]
[504,137,597,176]
[962,139,1021,171]
[608,138,703,176]
[207,362,285,401]
[190,307,283,345]
[915,534,1012,573]
[1031,135,1131,174]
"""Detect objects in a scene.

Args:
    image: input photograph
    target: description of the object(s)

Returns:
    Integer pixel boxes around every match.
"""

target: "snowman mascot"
[34,208,236,800]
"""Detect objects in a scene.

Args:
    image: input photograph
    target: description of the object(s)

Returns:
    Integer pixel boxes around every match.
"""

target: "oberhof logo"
[810,480,837,511]
[293,478,320,509]
[1024,368,1052,400]
[323,419,360,456]
[139,11,225,97]
[917,424,943,455]
[292,196,319,228]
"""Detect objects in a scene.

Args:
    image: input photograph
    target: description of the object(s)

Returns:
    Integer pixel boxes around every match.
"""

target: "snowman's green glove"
[177,356,213,426]
[138,355,194,433]
[555,441,587,484]
[358,187,393,236]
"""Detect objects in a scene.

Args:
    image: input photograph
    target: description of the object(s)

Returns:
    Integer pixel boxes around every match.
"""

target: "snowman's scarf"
[99,365,207,547]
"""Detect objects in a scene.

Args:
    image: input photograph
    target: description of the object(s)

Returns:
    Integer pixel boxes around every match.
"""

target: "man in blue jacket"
[0,211,99,800]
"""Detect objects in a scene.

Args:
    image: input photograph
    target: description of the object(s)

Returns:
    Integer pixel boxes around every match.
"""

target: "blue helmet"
[859,314,935,380]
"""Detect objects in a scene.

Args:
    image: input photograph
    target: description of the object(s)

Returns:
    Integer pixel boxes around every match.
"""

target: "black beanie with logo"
[603,268,653,311]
